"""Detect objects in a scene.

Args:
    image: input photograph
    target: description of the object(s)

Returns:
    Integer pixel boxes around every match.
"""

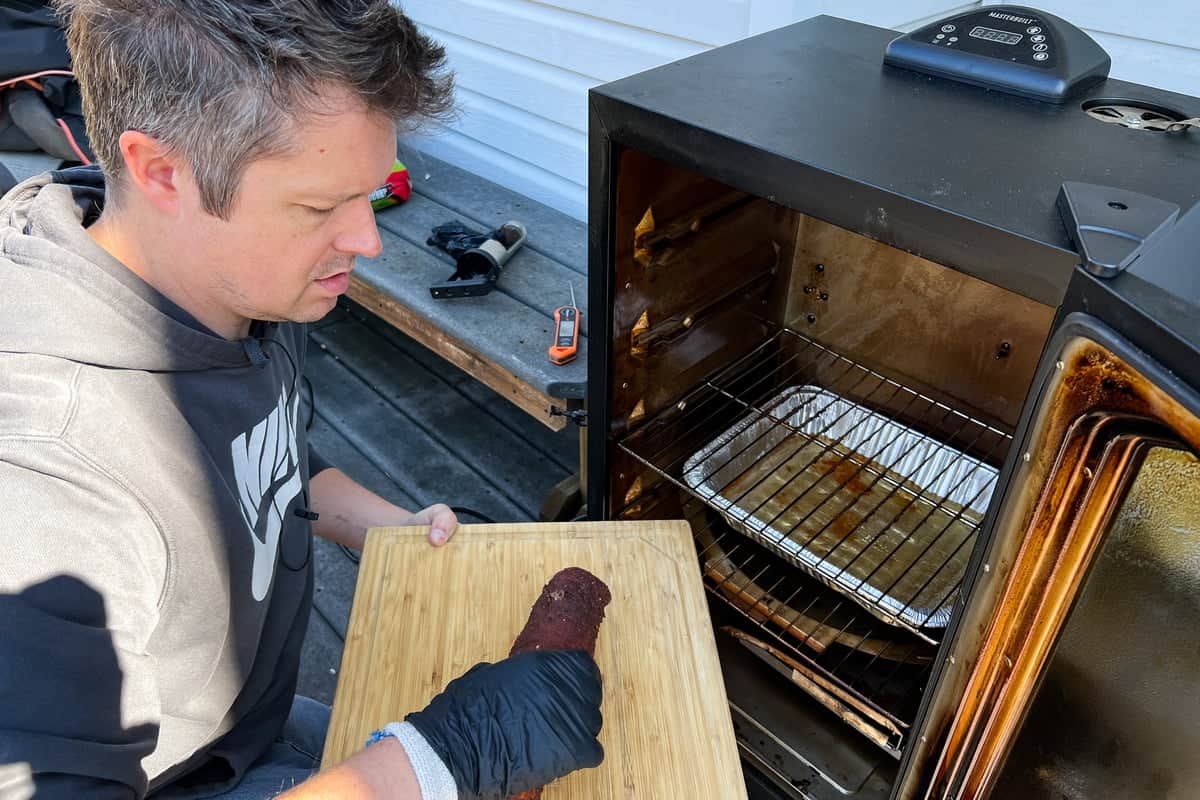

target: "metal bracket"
[1056,182,1180,278]
[549,406,589,427]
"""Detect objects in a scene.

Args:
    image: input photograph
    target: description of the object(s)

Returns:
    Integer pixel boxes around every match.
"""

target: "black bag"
[0,1,94,164]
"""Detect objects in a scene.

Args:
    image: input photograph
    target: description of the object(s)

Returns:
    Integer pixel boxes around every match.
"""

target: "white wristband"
[369,721,458,800]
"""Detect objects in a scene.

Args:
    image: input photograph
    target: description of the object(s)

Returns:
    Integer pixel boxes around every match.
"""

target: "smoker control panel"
[884,5,1110,103]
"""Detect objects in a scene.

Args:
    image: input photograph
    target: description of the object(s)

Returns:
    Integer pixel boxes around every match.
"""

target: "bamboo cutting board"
[323,521,747,799]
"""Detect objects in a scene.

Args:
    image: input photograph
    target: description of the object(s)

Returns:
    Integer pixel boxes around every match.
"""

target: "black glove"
[405,649,604,799]
[427,221,500,259]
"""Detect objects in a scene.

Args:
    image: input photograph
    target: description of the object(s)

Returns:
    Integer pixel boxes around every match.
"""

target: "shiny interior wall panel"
[784,215,1055,431]
[990,446,1200,799]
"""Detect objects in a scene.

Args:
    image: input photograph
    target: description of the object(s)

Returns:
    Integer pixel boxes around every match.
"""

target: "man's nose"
[333,198,383,258]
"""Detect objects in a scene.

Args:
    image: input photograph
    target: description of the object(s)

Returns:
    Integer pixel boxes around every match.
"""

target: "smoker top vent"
[1082,98,1200,133]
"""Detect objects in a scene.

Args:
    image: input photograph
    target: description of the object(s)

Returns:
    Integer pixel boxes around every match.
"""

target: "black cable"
[271,326,500,563]
[256,333,298,386]
[256,334,320,523]
[301,375,315,431]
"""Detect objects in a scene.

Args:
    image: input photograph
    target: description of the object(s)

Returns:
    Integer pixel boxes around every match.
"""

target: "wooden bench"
[352,143,588,434]
[350,144,589,518]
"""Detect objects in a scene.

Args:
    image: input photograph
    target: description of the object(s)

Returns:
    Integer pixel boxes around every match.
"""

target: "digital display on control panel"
[969,26,1023,45]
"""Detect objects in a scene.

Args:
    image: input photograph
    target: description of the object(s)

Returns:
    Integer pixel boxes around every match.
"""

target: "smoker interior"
[621,331,1014,637]
[605,150,1057,793]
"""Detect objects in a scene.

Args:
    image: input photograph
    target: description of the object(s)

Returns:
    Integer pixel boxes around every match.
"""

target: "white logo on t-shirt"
[231,388,303,602]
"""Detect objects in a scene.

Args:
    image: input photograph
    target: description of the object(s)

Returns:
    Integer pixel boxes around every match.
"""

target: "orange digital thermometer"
[549,285,581,365]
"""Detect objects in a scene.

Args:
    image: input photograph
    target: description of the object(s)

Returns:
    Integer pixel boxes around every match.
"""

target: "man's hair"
[54,0,454,218]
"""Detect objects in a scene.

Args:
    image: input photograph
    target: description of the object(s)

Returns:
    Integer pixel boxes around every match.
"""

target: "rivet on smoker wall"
[804,285,814,294]
[624,282,632,289]
[948,656,956,665]
[1023,452,1031,462]
[815,263,825,272]
[621,382,629,389]
[682,316,694,329]
[819,291,829,301]
[806,314,817,324]
[1056,360,1065,370]
[983,563,990,573]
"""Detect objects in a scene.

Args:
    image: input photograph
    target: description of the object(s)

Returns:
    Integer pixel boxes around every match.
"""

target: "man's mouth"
[314,270,351,294]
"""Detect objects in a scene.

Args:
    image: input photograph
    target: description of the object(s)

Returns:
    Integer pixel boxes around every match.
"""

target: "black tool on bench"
[427,219,527,299]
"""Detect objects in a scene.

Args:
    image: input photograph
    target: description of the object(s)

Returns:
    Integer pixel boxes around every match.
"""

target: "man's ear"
[116,130,185,215]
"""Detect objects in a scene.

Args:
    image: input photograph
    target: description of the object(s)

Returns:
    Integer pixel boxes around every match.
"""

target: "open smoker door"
[891,197,1200,800]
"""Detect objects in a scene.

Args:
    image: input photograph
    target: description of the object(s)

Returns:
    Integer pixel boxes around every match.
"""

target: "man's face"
[178,94,396,333]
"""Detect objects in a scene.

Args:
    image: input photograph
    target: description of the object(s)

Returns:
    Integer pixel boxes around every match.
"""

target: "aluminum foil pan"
[682,385,999,630]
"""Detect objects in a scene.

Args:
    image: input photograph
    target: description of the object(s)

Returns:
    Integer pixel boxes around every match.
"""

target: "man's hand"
[308,468,458,549]
[406,650,604,798]
[400,502,458,546]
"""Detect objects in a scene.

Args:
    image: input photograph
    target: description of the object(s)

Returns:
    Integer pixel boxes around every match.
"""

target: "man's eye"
[306,205,336,215]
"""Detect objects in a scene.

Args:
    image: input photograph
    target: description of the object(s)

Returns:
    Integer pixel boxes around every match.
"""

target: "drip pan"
[682,385,999,630]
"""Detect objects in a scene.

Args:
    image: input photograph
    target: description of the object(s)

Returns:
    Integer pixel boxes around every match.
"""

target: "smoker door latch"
[549,405,588,427]
[1056,182,1180,278]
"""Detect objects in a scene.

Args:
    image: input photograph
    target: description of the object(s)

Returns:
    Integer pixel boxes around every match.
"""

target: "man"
[0,2,603,798]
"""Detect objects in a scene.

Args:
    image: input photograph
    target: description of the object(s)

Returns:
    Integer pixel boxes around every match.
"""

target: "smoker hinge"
[550,406,588,427]
[1056,182,1180,278]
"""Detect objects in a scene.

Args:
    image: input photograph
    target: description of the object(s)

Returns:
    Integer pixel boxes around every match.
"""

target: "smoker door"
[889,188,1200,800]
[989,441,1200,798]
[891,312,1200,799]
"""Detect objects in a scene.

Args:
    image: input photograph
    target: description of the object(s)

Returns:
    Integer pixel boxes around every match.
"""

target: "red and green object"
[369,159,411,210]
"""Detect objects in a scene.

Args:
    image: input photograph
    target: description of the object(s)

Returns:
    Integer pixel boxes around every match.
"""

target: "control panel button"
[1031,34,1046,43]
[941,24,956,32]
[1033,43,1048,52]
[948,36,958,42]
[1033,51,1049,61]
[935,33,945,39]
[1027,26,1042,34]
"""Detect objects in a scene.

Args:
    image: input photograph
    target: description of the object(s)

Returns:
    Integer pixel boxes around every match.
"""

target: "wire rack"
[619,328,1013,640]
[619,487,934,753]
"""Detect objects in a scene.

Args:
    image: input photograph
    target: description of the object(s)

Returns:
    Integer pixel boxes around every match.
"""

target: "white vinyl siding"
[406,1,1198,219]
[983,1,1200,97]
